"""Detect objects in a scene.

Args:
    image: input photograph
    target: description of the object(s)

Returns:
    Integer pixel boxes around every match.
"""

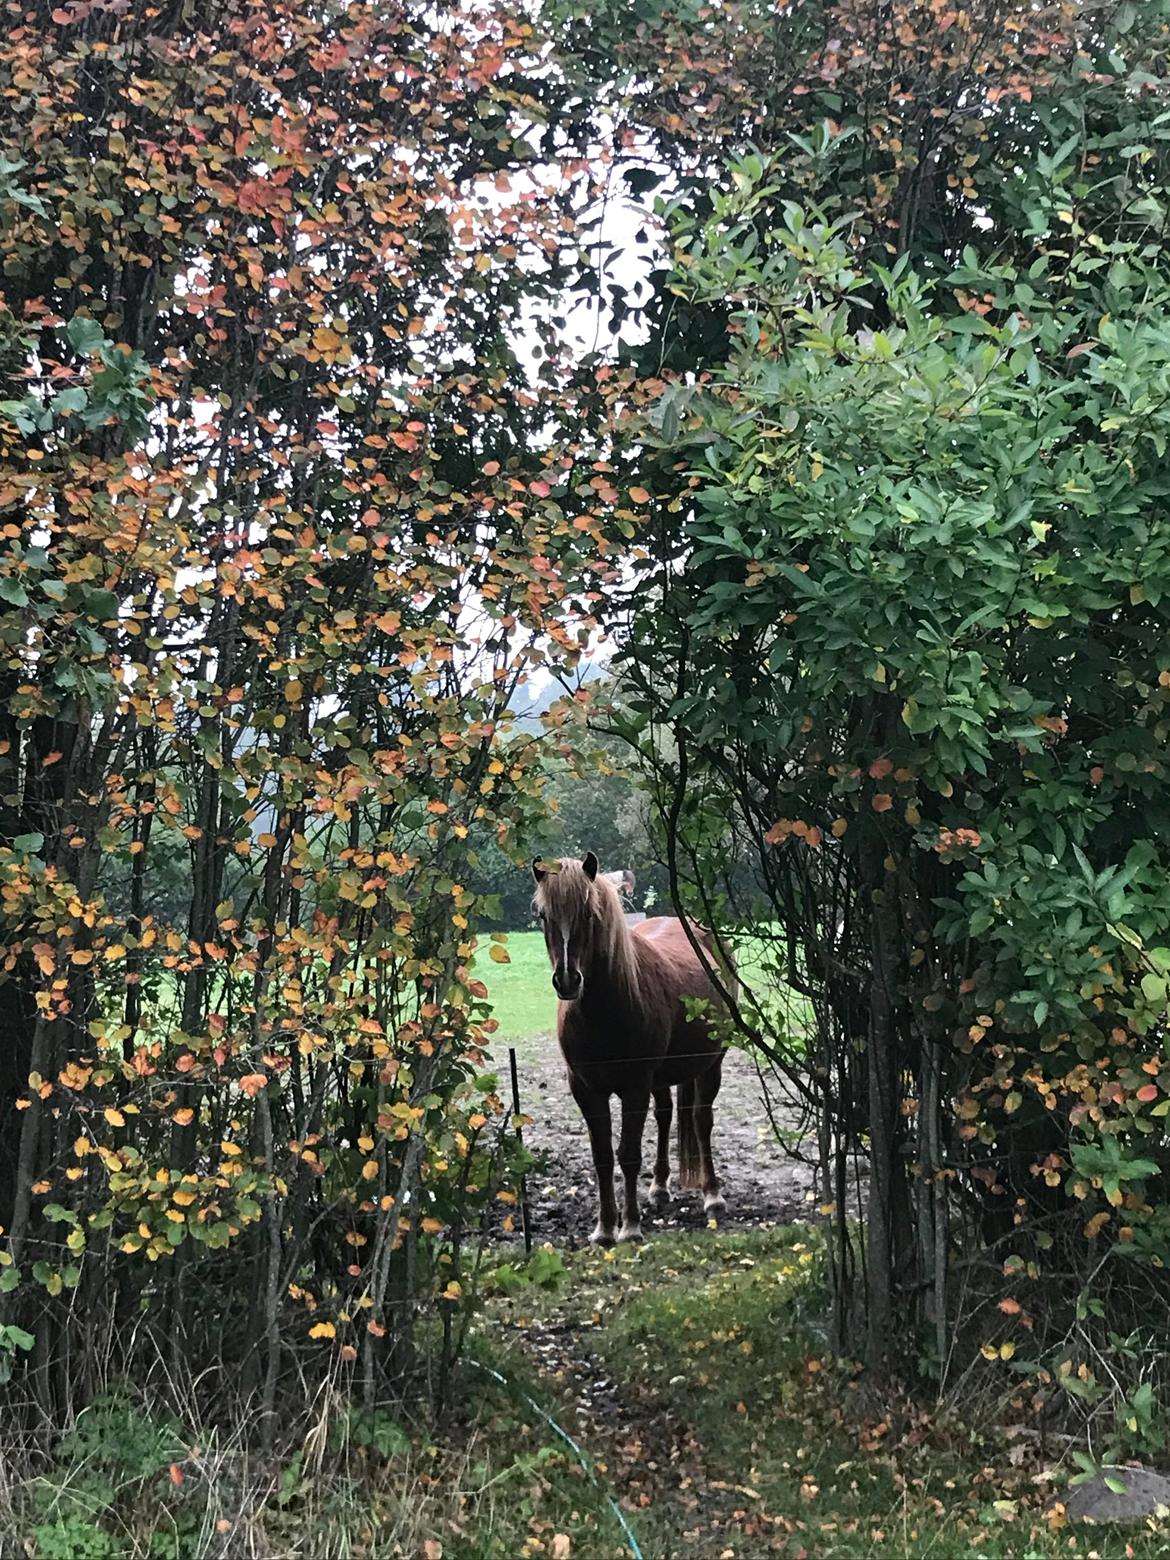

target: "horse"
[531,851,730,1244]
[601,867,636,902]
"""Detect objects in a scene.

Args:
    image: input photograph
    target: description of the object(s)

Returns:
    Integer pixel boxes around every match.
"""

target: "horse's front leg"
[616,1088,651,1243]
[571,1081,617,1245]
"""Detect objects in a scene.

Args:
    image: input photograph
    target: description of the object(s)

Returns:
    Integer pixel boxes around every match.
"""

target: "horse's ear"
[531,857,546,883]
[582,851,598,881]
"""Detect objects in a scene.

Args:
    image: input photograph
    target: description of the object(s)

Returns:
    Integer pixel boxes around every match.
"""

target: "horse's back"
[633,916,721,995]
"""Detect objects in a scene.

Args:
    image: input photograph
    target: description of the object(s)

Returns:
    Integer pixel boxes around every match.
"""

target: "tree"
[614,0,1170,1393]
[0,0,619,1422]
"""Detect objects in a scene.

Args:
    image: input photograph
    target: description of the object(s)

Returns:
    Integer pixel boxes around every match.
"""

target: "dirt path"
[501,1041,816,1248]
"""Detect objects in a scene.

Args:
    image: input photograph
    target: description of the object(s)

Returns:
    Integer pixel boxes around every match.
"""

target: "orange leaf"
[871,793,893,813]
[238,1073,268,1098]
[169,1464,184,1487]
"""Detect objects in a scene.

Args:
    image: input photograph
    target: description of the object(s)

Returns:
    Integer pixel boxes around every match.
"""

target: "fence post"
[508,1045,533,1255]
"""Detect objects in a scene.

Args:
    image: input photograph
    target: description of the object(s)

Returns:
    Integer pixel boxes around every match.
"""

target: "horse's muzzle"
[552,969,583,1001]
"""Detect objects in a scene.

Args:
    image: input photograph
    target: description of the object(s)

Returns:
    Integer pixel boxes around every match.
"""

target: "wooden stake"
[508,1045,533,1255]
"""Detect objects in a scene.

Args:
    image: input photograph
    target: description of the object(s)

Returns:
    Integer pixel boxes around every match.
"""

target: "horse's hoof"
[617,1224,644,1244]
[703,1194,727,1218]
[589,1225,616,1247]
[648,1181,671,1209]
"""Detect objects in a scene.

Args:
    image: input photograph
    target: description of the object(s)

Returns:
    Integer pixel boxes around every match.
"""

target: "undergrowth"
[7,1227,1170,1557]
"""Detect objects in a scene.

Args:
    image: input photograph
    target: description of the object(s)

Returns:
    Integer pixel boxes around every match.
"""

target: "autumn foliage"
[0,0,624,1419]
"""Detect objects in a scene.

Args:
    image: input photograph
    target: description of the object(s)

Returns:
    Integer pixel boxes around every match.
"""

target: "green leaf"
[82,588,120,621]
[65,316,106,356]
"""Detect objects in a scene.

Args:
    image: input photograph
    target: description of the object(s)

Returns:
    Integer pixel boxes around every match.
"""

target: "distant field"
[475,929,560,1049]
[475,926,809,1055]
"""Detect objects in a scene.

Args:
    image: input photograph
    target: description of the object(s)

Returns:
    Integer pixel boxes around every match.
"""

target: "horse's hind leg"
[648,1087,672,1208]
[571,1081,617,1245]
[697,1057,726,1217]
[616,1088,651,1243]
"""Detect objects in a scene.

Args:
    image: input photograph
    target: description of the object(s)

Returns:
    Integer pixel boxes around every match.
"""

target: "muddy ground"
[500,1041,819,1248]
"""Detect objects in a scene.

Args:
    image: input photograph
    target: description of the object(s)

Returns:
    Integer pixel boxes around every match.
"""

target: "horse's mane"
[536,859,639,1003]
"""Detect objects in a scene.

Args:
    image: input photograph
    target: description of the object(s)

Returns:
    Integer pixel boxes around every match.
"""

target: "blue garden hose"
[468,1357,645,1560]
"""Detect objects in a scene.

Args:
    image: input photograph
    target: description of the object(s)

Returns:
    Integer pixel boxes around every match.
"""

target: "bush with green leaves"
[616,0,1170,1384]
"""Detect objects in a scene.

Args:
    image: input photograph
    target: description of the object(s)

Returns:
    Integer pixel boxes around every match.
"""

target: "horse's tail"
[676,1080,703,1189]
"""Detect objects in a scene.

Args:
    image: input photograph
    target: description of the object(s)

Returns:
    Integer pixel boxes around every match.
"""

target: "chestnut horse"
[532,852,729,1244]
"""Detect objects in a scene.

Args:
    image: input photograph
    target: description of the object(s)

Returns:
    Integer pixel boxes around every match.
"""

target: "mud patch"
[494,1042,817,1249]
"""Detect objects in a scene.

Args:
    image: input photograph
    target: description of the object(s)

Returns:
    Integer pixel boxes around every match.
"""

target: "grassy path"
[451,1228,1170,1559]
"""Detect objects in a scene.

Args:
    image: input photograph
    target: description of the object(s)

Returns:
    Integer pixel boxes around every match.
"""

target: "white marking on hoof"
[703,1193,726,1217]
[617,1223,644,1244]
[589,1224,616,1247]
[648,1179,671,1209]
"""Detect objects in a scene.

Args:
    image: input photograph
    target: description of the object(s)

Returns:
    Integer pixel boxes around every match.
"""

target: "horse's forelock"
[535,858,599,918]
[535,860,635,986]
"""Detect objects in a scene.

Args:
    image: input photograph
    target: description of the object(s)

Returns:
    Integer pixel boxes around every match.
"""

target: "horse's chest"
[559,1013,659,1088]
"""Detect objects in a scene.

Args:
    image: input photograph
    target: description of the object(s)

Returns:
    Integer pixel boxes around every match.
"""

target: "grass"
[10,1242,1164,1556]
[478,927,812,1055]
[476,930,560,1049]
[471,1227,1170,1559]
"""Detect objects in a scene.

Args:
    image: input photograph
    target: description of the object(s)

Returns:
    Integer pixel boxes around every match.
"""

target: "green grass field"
[476,930,561,1046]
[476,927,810,1053]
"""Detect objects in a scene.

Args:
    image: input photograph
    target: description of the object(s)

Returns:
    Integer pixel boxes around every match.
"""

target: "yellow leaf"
[489,945,510,964]
[308,1321,336,1340]
[1000,1341,1015,1361]
[104,1107,125,1127]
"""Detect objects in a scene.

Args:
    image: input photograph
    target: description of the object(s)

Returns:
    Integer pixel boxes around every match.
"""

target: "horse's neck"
[582,925,642,1022]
